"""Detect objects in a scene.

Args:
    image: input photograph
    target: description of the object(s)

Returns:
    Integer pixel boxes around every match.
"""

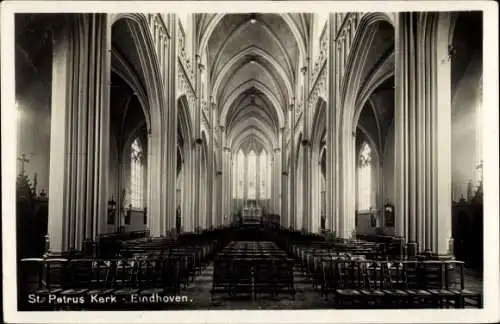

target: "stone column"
[48,14,111,252]
[228,151,233,224]
[244,152,248,201]
[301,64,312,232]
[326,14,340,237]
[280,127,288,227]
[162,16,177,236]
[219,126,226,225]
[395,12,453,256]
[289,101,296,229]
[256,152,261,201]
[191,54,203,232]
[222,146,231,224]
[210,101,218,228]
[182,147,193,232]
[310,148,320,233]
[274,147,282,215]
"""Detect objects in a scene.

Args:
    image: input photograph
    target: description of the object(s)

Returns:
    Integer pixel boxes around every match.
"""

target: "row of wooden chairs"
[18,238,216,310]
[310,258,481,308]
[211,241,296,300]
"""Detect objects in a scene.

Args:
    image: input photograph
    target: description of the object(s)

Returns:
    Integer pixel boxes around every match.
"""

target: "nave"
[19,221,482,311]
[12,10,487,312]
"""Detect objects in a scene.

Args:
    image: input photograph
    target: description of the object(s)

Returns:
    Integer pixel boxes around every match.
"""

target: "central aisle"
[182,240,332,309]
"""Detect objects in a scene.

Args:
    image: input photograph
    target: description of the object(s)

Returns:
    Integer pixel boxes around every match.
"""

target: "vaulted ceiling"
[203,13,304,153]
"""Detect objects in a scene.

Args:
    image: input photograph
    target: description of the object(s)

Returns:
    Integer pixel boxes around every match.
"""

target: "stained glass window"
[357,142,372,211]
[130,138,144,209]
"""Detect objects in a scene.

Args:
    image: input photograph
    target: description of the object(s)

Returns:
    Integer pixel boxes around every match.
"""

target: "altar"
[242,206,262,219]
[240,201,262,223]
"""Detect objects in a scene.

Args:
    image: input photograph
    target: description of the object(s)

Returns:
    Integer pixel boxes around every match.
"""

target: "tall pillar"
[48,14,111,252]
[216,170,222,226]
[220,124,230,224]
[395,12,453,256]
[274,148,282,215]
[219,126,225,225]
[301,63,312,232]
[222,146,231,224]
[191,53,203,231]
[301,139,311,231]
[280,128,288,227]
[244,152,248,201]
[256,152,261,201]
[210,101,218,228]
[310,148,320,233]
[226,151,234,222]
[289,101,296,229]
[227,151,233,224]
[181,148,192,232]
[162,16,177,236]
[326,14,340,237]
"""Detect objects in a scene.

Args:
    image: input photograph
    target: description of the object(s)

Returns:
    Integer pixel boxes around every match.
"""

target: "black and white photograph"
[1,1,499,323]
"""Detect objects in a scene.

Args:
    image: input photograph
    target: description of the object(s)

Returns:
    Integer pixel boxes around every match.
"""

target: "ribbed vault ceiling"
[205,13,302,151]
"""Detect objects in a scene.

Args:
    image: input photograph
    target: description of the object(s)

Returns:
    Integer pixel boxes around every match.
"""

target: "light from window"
[247,150,257,199]
[232,159,237,198]
[259,150,268,199]
[357,142,372,211]
[130,138,144,209]
[236,150,245,199]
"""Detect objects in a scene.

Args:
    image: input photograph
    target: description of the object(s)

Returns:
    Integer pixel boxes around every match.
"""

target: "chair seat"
[449,289,481,297]
[35,288,63,294]
[360,289,385,296]
[114,288,139,295]
[428,289,455,296]
[86,289,115,295]
[336,289,361,296]
[60,288,89,295]
[382,289,408,296]
[405,289,433,296]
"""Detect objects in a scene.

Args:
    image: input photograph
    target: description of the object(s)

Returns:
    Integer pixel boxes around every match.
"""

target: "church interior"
[14,12,484,310]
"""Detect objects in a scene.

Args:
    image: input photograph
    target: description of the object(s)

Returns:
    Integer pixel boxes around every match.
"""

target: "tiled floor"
[181,263,483,310]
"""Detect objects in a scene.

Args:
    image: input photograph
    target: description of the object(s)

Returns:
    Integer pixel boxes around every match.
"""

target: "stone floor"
[181,263,483,310]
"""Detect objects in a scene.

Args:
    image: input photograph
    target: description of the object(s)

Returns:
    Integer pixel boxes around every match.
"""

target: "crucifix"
[18,153,30,174]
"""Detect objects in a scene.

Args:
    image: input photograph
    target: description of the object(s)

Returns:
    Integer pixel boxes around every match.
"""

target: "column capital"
[219,125,225,131]
[274,148,281,153]
[195,53,201,63]
[300,66,308,75]
[194,138,203,145]
[223,147,231,152]
[216,170,222,175]
[282,171,289,176]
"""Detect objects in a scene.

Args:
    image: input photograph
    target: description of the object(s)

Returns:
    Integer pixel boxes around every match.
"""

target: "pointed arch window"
[130,138,144,209]
[236,150,245,199]
[259,150,268,199]
[247,150,257,199]
[357,142,372,211]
